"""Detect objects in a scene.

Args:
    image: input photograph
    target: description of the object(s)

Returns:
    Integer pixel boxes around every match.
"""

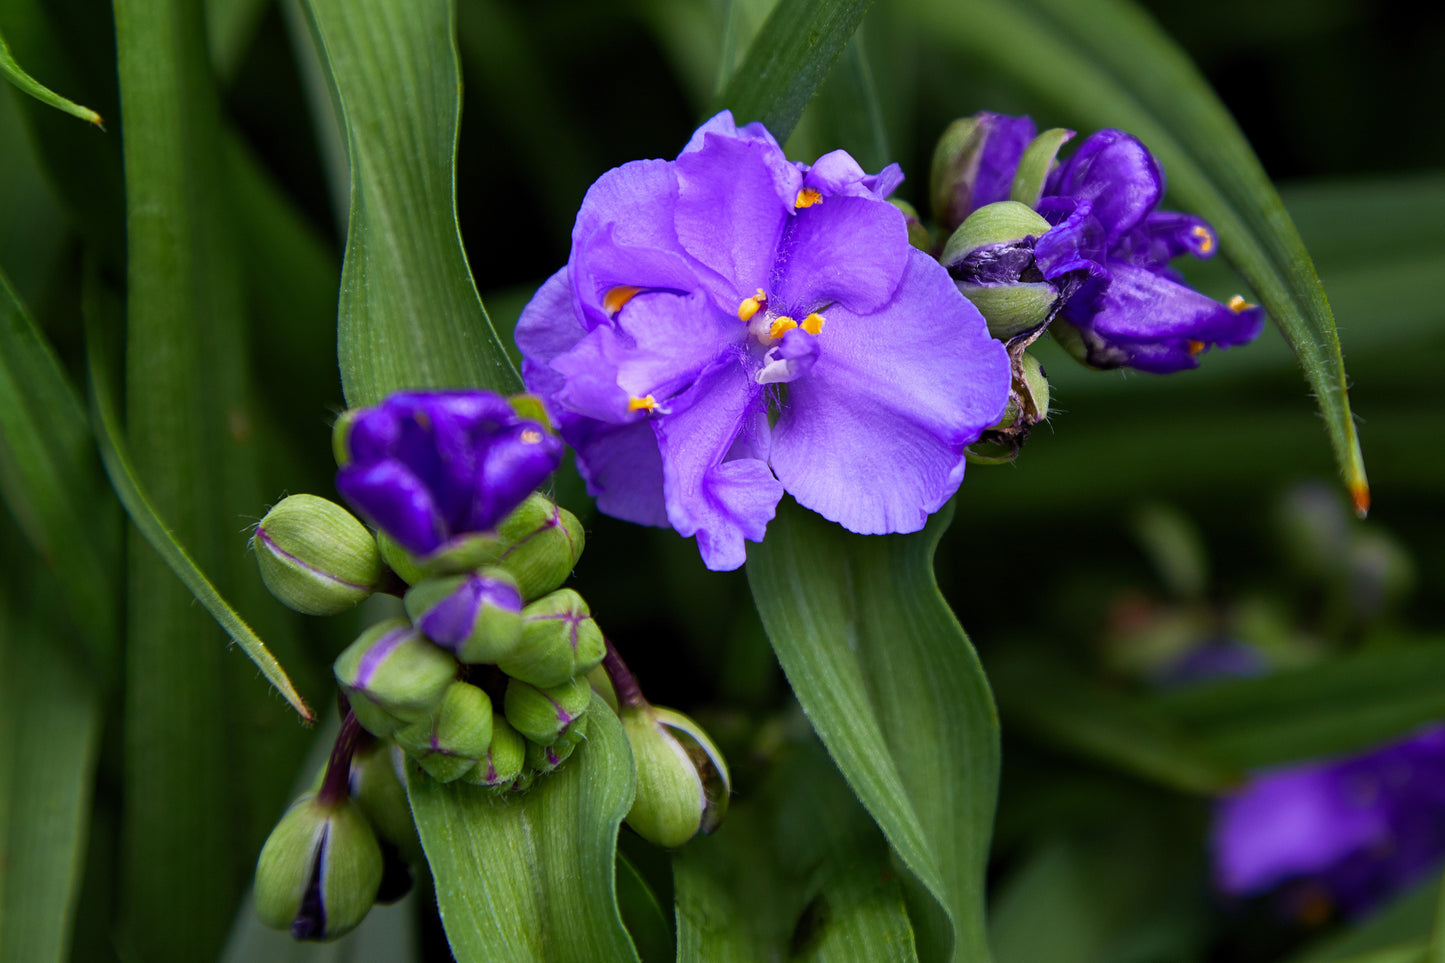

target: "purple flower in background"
[516,111,1010,571]
[1213,724,1445,918]
[336,390,563,556]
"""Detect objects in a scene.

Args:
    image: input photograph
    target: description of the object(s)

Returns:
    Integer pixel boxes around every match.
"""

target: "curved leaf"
[905,0,1369,513]
[747,502,998,963]
[406,695,639,963]
[300,0,519,404]
[0,24,102,126]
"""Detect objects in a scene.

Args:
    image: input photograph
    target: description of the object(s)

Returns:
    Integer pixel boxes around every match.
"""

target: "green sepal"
[349,739,424,863]
[395,681,494,784]
[500,588,605,687]
[957,282,1059,343]
[334,619,457,737]
[504,676,591,746]
[621,704,730,848]
[493,494,586,601]
[1009,127,1075,208]
[404,569,524,664]
[940,200,1053,268]
[253,794,382,941]
[464,713,527,790]
[253,493,383,615]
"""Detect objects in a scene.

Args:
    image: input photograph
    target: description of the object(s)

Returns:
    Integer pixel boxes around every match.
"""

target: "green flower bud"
[348,739,422,863]
[492,494,586,601]
[253,494,383,615]
[253,794,382,941]
[525,712,589,773]
[377,529,505,584]
[622,705,731,848]
[404,569,524,664]
[929,114,988,234]
[940,200,1052,267]
[498,589,605,687]
[465,713,527,790]
[1009,127,1074,208]
[334,619,457,737]
[968,352,1050,465]
[395,681,495,784]
[503,676,590,746]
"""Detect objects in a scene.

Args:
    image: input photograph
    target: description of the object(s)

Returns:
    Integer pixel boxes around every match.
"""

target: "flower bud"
[348,739,423,863]
[930,112,1039,235]
[492,494,586,601]
[332,409,360,468]
[622,705,731,848]
[334,619,457,737]
[395,681,495,783]
[889,198,933,252]
[253,494,384,615]
[377,529,505,584]
[503,676,591,746]
[253,794,382,941]
[405,569,524,664]
[464,713,527,790]
[497,589,606,688]
[968,352,1051,464]
[525,712,590,773]
[942,202,1065,346]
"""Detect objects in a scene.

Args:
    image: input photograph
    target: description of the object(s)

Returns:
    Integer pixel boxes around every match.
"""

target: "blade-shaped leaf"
[0,22,101,125]
[905,0,1370,513]
[747,502,998,963]
[300,0,519,404]
[406,695,640,963]
[715,0,875,138]
[0,267,118,672]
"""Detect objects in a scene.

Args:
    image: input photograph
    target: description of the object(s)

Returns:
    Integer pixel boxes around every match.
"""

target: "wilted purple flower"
[336,391,563,557]
[945,116,1263,372]
[1212,724,1445,918]
[516,111,1010,571]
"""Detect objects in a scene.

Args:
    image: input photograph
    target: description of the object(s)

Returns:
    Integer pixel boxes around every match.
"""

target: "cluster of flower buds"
[925,111,1265,461]
[250,389,731,940]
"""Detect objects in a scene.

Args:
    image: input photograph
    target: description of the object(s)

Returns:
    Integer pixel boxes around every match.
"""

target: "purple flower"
[516,111,1010,571]
[1212,724,1445,917]
[945,116,1263,373]
[336,391,563,557]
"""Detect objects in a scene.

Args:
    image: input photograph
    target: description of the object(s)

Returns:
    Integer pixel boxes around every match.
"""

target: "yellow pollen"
[801,312,825,335]
[795,188,823,209]
[603,285,644,316]
[1191,224,1215,254]
[520,428,544,444]
[1186,340,1206,356]
[737,288,767,322]
[1227,294,1253,313]
[628,395,658,413]
[769,316,798,340]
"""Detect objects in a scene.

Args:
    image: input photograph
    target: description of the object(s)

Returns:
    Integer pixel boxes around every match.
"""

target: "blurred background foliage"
[1,0,1443,959]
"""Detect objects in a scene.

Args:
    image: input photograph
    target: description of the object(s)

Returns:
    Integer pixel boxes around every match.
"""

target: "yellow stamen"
[737,288,767,322]
[1227,294,1253,313]
[801,312,825,335]
[603,285,644,316]
[1191,224,1215,255]
[769,316,798,340]
[520,428,544,444]
[628,395,658,413]
[1186,340,1206,356]
[795,188,823,209]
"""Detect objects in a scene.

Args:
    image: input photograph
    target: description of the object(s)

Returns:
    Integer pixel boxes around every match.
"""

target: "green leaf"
[1150,640,1445,769]
[0,22,102,125]
[715,0,875,139]
[406,695,640,963]
[300,0,520,404]
[906,0,1370,513]
[0,266,118,672]
[615,854,673,963]
[747,502,997,963]
[0,575,102,963]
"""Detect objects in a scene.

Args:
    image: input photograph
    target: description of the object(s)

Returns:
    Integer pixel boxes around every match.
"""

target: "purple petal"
[337,459,448,555]
[1046,129,1163,242]
[801,151,904,201]
[971,112,1038,210]
[1079,261,1263,347]
[565,417,669,528]
[652,359,781,570]
[678,110,783,157]
[468,425,563,531]
[1114,210,1218,269]
[418,573,524,651]
[771,194,909,315]
[769,250,1010,535]
[517,268,586,403]
[674,130,799,296]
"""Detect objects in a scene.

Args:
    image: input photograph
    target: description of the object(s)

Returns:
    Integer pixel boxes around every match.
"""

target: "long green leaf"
[0,571,102,963]
[0,267,118,671]
[0,22,101,125]
[715,0,874,137]
[905,0,1370,514]
[747,503,997,963]
[406,695,639,963]
[300,0,519,404]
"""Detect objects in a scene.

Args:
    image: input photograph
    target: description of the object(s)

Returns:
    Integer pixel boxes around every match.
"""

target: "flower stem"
[602,638,646,709]
[317,710,365,807]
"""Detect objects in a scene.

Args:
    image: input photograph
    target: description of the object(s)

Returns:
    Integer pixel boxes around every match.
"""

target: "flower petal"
[770,250,1010,534]
[652,359,781,570]
[470,424,563,531]
[771,194,909,315]
[972,112,1037,210]
[516,268,586,403]
[1077,261,1264,347]
[1046,129,1163,242]
[336,459,448,555]
[566,417,669,528]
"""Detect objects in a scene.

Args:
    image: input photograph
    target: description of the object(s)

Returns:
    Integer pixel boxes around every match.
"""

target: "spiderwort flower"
[1212,724,1445,919]
[516,111,1010,570]
[335,390,563,559]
